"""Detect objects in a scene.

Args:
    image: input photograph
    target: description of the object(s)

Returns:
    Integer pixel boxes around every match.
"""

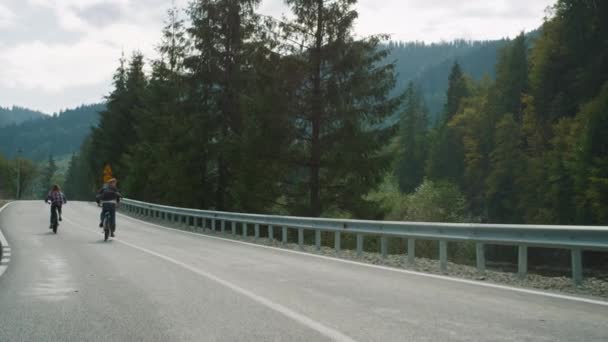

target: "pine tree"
[426,63,471,187]
[444,62,469,122]
[492,33,528,122]
[395,82,428,193]
[184,0,263,210]
[485,114,524,222]
[282,0,400,217]
[124,5,192,205]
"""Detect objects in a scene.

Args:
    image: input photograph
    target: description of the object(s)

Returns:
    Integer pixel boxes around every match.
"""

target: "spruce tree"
[282,0,400,217]
[396,82,428,193]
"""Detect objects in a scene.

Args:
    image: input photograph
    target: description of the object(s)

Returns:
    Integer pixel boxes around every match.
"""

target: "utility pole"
[16,148,22,200]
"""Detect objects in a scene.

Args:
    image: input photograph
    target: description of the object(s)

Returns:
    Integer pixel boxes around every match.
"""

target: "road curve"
[0,201,606,342]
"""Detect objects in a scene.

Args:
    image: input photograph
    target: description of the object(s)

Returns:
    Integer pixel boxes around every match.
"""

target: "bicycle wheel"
[104,220,109,241]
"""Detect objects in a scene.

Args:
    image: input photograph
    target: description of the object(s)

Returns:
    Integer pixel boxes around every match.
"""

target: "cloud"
[0,4,16,28]
[2,0,555,113]
[355,0,553,41]
[76,2,125,27]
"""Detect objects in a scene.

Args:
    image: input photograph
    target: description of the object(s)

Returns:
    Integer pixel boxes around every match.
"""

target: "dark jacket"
[96,185,122,204]
[46,191,67,205]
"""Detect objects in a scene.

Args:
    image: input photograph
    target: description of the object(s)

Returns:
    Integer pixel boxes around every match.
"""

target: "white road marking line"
[112,208,608,307]
[63,216,356,342]
[0,201,13,278]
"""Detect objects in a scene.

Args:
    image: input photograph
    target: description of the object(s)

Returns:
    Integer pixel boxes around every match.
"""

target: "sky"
[0,0,555,114]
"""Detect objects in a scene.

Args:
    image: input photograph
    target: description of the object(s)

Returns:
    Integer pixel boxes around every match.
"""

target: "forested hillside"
[388,39,508,120]
[388,0,608,225]
[64,0,607,228]
[0,106,45,127]
[0,104,103,160]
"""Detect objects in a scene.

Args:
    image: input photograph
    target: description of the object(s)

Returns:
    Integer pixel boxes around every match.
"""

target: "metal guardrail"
[120,198,608,285]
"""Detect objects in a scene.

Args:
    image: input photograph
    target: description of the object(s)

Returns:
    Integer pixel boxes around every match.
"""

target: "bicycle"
[48,202,59,234]
[101,203,118,241]
[102,210,112,241]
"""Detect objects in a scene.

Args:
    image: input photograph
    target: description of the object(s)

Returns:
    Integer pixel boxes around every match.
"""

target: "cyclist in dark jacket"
[96,178,122,237]
[45,185,67,229]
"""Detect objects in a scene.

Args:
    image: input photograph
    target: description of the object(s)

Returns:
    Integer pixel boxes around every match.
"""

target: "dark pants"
[50,204,61,224]
[100,203,116,232]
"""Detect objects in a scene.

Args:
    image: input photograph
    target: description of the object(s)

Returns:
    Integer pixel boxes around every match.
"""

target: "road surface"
[0,201,606,341]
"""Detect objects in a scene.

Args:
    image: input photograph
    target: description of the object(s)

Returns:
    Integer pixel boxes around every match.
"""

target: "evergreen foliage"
[62,0,607,227]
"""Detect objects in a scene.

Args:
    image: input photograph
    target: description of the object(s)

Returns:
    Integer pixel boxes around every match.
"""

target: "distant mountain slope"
[0,103,104,160]
[0,106,46,127]
[388,39,509,121]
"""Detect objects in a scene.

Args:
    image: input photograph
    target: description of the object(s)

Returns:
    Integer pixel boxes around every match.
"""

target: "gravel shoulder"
[122,210,608,301]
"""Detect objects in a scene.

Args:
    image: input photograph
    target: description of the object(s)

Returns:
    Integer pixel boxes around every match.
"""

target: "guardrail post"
[268,225,274,241]
[298,228,304,249]
[211,219,216,233]
[407,239,415,265]
[242,223,248,239]
[476,243,486,273]
[518,245,528,279]
[439,240,448,272]
[356,234,363,258]
[221,220,225,234]
[315,230,321,251]
[380,236,388,259]
[282,227,287,244]
[571,248,583,286]
[335,232,341,253]
[231,221,236,236]
[255,224,260,240]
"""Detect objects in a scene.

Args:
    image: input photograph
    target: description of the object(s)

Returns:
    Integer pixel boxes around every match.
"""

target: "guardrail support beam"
[231,221,236,236]
[571,248,583,286]
[518,245,528,279]
[476,243,485,273]
[255,224,260,240]
[221,220,225,234]
[356,234,363,258]
[298,228,304,249]
[242,223,248,239]
[282,227,287,244]
[380,236,388,259]
[407,239,415,265]
[315,230,321,251]
[269,225,274,241]
[439,240,448,273]
[335,232,341,253]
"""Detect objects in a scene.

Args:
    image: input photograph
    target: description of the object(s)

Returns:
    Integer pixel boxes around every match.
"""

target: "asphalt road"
[0,201,607,342]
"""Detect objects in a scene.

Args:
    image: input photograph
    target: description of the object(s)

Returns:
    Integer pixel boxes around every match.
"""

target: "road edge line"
[114,209,608,307]
[0,201,14,278]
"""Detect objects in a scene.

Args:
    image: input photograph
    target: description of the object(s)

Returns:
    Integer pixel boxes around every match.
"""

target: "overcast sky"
[0,0,554,114]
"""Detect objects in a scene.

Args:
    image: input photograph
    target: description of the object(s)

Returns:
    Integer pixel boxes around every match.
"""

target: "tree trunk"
[309,0,323,217]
